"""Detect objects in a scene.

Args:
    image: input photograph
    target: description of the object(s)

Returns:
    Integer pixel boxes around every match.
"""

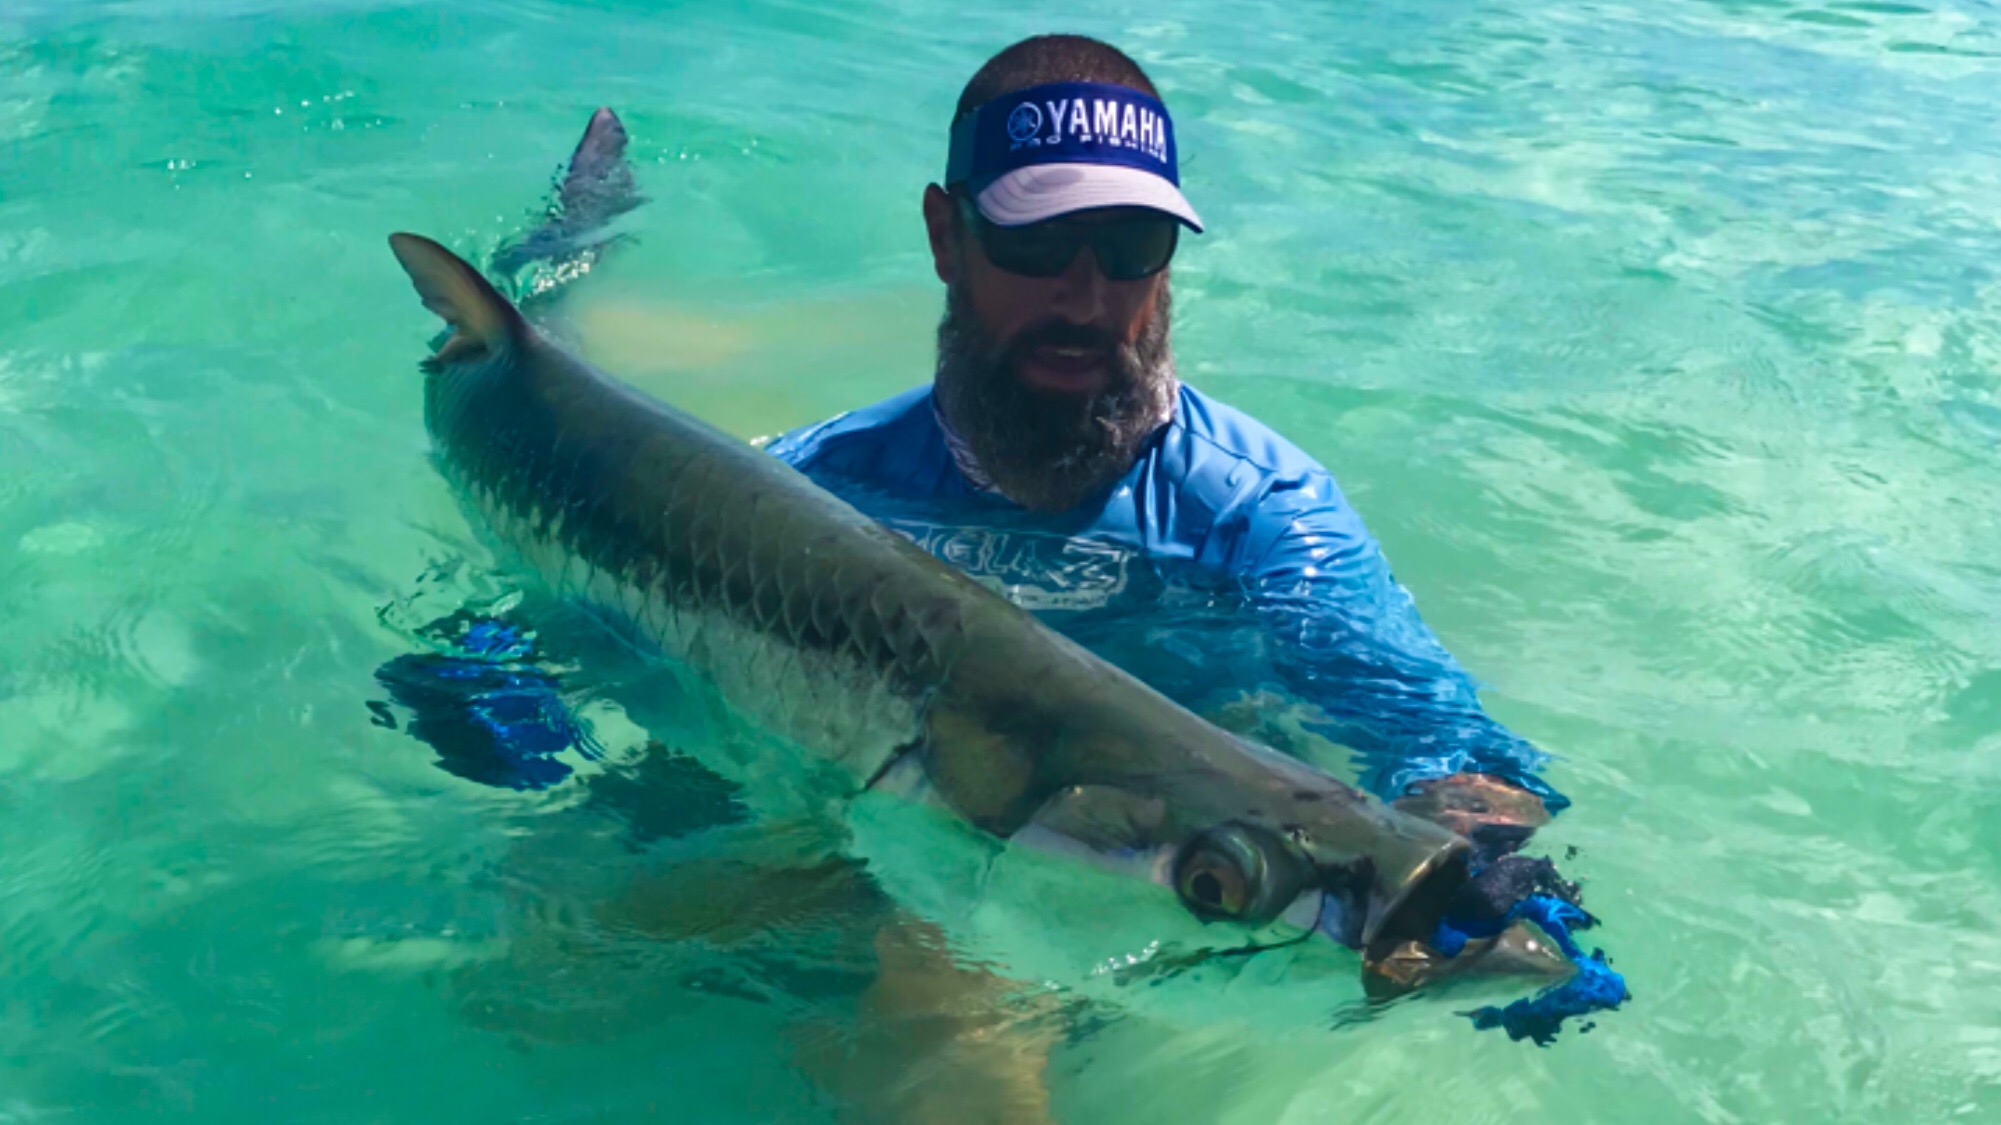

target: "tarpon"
[385,225,1553,986]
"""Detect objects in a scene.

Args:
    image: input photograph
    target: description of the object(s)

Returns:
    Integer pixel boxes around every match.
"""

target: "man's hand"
[1391,772,1550,861]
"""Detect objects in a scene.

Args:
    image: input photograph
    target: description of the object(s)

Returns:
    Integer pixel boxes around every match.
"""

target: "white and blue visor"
[945,81,1204,233]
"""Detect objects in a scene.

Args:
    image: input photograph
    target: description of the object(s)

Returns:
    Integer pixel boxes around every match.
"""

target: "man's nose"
[1045,244,1109,324]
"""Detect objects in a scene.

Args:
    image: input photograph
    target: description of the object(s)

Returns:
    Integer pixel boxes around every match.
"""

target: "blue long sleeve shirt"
[764,383,1565,811]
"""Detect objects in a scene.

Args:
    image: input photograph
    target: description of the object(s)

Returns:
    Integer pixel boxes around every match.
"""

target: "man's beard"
[932,282,1177,512]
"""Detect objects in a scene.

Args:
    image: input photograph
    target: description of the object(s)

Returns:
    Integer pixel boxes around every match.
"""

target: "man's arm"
[796,915,1060,1125]
[1237,496,1570,820]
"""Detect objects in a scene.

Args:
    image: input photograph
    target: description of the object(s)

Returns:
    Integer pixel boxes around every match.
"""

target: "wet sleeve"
[1240,497,1570,813]
[760,415,842,469]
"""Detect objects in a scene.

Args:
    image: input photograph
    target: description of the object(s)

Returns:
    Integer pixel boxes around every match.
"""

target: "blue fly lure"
[1429,858,1630,1044]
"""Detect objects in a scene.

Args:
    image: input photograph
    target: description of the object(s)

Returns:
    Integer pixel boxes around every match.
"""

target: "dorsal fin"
[387,232,530,368]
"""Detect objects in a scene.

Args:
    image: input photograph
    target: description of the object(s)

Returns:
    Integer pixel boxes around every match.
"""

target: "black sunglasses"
[954,194,1179,282]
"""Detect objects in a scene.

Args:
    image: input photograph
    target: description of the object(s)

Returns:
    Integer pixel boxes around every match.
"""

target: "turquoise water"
[7,0,2001,1119]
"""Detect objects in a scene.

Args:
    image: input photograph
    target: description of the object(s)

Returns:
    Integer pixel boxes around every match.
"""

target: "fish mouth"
[1304,846,1465,952]
[1359,843,1473,957]
[1311,843,1576,995]
[1339,850,1583,996]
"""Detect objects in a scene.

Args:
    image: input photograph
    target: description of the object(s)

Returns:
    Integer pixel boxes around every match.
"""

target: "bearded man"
[766,34,1564,842]
[393,35,1578,1124]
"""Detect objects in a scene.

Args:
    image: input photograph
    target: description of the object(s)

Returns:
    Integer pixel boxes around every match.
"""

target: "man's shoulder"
[1162,384,1340,494]
[764,385,938,469]
[1149,384,1372,573]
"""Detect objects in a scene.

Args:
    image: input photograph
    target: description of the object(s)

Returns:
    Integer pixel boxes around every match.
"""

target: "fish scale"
[439,374,954,776]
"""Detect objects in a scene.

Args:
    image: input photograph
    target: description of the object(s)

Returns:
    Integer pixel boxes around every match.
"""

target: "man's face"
[922,184,1178,512]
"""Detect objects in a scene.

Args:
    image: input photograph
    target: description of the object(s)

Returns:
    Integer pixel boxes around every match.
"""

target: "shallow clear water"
[6,0,2001,1120]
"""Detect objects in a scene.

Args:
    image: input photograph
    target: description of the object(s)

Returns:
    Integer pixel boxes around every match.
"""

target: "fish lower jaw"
[1361,920,1577,997]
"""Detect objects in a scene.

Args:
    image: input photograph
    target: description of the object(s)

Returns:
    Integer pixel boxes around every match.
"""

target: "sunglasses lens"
[1093,220,1179,281]
[986,222,1084,278]
[962,199,1180,280]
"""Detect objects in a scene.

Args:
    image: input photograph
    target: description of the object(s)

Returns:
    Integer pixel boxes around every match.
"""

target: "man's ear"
[923,183,960,284]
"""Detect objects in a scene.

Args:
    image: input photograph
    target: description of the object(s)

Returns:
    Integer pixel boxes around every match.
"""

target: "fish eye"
[1173,824,1306,925]
[1176,848,1251,918]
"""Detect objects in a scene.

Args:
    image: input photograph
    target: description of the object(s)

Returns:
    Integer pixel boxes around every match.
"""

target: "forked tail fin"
[492,106,645,278]
[559,107,640,226]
